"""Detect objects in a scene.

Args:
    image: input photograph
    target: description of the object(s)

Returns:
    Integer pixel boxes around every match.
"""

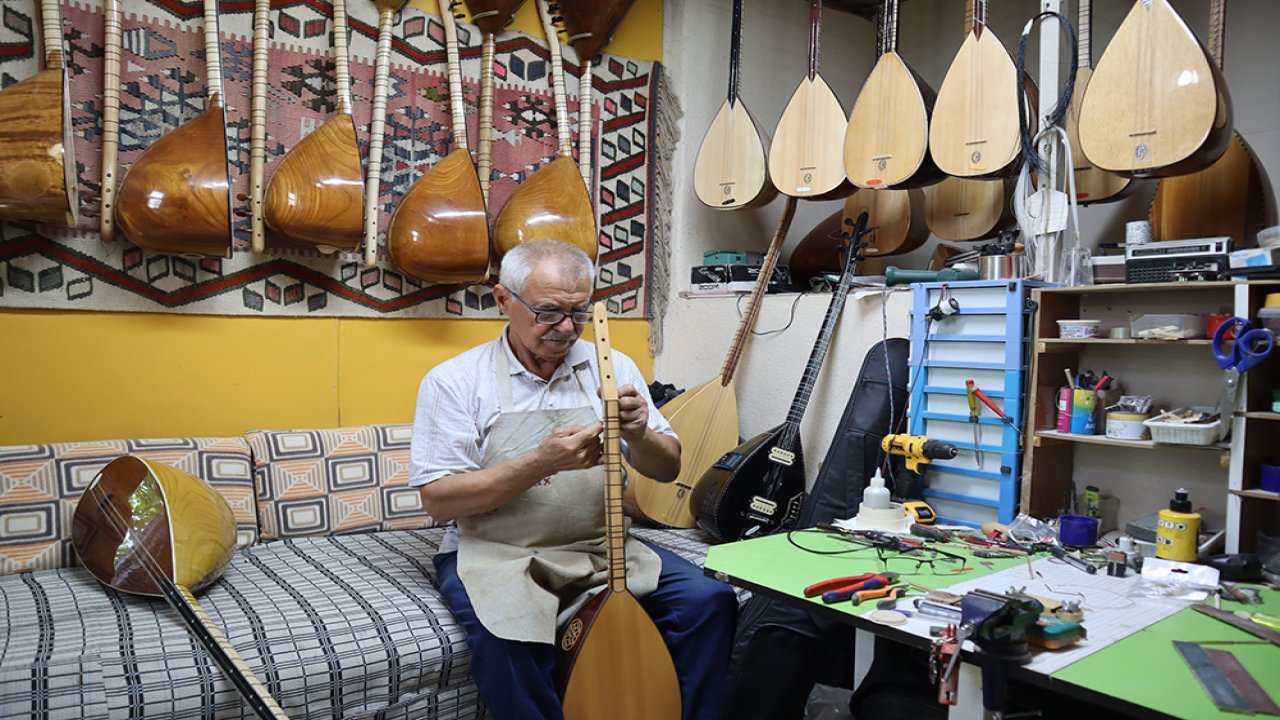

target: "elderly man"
[410,240,736,719]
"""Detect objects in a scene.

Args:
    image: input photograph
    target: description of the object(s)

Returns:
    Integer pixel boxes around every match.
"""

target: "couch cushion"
[246,425,435,541]
[0,437,258,576]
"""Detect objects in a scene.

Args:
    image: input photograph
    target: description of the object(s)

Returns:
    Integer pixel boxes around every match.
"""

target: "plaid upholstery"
[246,425,435,541]
[0,438,258,576]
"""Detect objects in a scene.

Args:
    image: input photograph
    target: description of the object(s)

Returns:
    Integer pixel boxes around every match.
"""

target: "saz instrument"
[791,187,925,288]
[72,457,290,720]
[1063,0,1134,204]
[768,0,853,200]
[695,212,870,543]
[466,0,527,204]
[1077,0,1232,178]
[626,197,798,529]
[263,0,364,253]
[843,0,941,190]
[924,175,1014,242]
[1150,0,1272,247]
[556,305,681,720]
[115,0,231,257]
[492,0,596,261]
[0,0,79,228]
[929,0,1036,179]
[560,0,637,189]
[691,0,776,211]
[100,0,122,240]
[387,0,491,282]
[360,0,410,266]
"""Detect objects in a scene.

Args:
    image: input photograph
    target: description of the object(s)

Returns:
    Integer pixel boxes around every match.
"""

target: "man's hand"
[536,422,604,474]
[616,384,650,442]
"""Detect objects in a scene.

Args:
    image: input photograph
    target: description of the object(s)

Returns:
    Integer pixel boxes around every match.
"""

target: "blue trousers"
[434,543,737,720]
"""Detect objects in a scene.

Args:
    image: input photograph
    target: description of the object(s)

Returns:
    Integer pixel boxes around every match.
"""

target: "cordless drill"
[881,434,959,473]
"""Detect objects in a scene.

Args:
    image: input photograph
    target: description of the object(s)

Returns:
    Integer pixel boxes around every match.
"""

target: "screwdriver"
[971,384,1024,437]
[965,380,983,468]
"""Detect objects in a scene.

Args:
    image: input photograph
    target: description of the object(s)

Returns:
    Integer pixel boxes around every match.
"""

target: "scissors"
[1213,317,1274,416]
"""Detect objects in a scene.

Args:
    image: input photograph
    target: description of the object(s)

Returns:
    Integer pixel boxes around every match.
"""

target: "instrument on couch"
[843,0,941,190]
[492,0,596,261]
[556,305,681,720]
[1077,0,1232,178]
[360,0,411,266]
[100,0,123,241]
[1149,0,1273,247]
[115,0,231,257]
[1062,0,1134,205]
[626,197,798,528]
[559,0,637,189]
[768,0,853,200]
[388,0,491,282]
[72,457,290,720]
[466,0,527,204]
[0,0,80,228]
[929,0,1036,179]
[263,0,364,252]
[695,211,871,543]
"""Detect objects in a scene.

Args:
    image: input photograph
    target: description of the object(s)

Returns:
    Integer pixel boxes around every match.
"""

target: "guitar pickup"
[768,447,796,466]
[749,497,778,516]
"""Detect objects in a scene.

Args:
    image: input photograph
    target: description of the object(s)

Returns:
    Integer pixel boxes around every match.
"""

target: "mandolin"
[692,0,776,211]
[492,0,596,261]
[1063,0,1134,204]
[843,0,941,190]
[72,457,290,720]
[1149,0,1273,247]
[626,197,798,529]
[0,0,79,228]
[263,0,364,253]
[387,0,491,282]
[559,0,637,189]
[1077,0,1232,178]
[694,211,871,543]
[115,0,231,257]
[100,0,123,241]
[924,175,1014,242]
[361,0,411,266]
[929,0,1036,179]
[556,305,681,720]
[768,0,853,200]
[466,0,527,204]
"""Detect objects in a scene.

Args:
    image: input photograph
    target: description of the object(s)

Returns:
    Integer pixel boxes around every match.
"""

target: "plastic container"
[1259,307,1280,334]
[1261,464,1280,493]
[1057,319,1101,339]
[1258,225,1280,249]
[1060,515,1100,546]
[1143,406,1221,445]
[1131,313,1207,340]
[1106,411,1151,440]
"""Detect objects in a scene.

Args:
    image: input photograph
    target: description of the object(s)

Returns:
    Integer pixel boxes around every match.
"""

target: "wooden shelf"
[1034,430,1229,453]
[1038,338,1213,352]
[1242,412,1280,421]
[1036,281,1239,295]
[1230,489,1280,502]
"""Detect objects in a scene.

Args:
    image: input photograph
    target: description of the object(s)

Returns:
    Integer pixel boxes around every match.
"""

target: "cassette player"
[1125,237,1230,284]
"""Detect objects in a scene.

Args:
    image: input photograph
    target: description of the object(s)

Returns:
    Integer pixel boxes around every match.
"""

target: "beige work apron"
[455,347,661,644]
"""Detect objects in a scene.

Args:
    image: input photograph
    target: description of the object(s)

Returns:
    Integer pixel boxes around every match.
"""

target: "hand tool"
[1046,543,1097,574]
[970,385,1024,437]
[910,523,951,542]
[1212,317,1274,414]
[803,572,899,604]
[881,434,958,473]
[965,380,983,469]
[876,586,910,610]
[849,584,903,606]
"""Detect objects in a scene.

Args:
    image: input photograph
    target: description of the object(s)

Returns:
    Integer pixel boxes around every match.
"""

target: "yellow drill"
[881,434,959,473]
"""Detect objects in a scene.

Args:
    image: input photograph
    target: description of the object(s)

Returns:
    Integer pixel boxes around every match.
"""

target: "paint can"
[1056,386,1072,432]
[1069,389,1097,434]
[1106,412,1151,440]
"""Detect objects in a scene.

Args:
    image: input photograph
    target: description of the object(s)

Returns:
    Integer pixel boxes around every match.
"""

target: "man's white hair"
[498,240,595,295]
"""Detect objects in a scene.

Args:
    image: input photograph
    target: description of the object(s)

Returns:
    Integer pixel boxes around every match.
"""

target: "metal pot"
[979,254,1027,280]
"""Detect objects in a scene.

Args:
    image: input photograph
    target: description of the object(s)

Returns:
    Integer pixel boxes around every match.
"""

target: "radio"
[1125,237,1230,284]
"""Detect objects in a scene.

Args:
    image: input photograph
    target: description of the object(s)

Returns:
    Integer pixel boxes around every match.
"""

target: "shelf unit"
[1226,281,1280,553]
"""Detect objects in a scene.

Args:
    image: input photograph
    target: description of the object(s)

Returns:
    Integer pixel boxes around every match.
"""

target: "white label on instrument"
[749,497,777,515]
[768,447,796,466]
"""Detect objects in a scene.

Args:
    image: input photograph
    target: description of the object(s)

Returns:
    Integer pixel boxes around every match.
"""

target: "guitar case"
[720,338,912,720]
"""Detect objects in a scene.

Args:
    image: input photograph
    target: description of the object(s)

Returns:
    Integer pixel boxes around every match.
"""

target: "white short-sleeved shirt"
[410,327,676,552]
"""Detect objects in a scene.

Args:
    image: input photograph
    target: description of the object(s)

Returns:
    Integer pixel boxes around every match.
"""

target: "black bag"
[720,338,910,720]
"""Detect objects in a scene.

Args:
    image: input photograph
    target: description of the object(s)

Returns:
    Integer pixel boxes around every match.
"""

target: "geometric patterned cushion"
[245,425,436,541]
[0,437,258,577]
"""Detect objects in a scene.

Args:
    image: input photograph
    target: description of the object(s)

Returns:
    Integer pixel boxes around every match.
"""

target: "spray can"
[1155,488,1201,562]
[1056,386,1072,432]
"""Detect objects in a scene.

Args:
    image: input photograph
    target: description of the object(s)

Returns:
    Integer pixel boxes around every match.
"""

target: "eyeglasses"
[878,546,971,576]
[507,289,593,326]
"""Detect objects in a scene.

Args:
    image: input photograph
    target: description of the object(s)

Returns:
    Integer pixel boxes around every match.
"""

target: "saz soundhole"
[561,617,584,651]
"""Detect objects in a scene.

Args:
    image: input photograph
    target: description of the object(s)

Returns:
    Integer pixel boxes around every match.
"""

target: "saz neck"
[727,0,744,103]
[1077,0,1091,68]
[968,0,986,39]
[440,0,470,148]
[720,197,797,384]
[40,0,63,68]
[536,0,574,156]
[1208,0,1226,71]
[806,0,821,80]
[878,0,899,56]
[203,0,224,102]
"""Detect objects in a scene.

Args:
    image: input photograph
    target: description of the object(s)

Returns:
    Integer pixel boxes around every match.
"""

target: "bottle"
[1155,488,1201,562]
[862,468,891,510]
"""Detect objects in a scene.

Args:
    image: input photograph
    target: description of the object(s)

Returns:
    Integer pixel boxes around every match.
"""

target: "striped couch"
[0,426,726,720]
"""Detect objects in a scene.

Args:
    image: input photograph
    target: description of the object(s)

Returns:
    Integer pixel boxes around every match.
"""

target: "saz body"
[924,175,1014,241]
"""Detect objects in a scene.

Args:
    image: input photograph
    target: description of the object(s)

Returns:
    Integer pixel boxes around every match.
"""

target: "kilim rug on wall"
[0,0,672,319]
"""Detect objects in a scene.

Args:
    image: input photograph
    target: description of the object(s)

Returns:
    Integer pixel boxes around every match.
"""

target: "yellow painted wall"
[0,0,662,445]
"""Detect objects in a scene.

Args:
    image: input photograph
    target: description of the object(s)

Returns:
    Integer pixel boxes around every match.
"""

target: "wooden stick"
[249,0,270,253]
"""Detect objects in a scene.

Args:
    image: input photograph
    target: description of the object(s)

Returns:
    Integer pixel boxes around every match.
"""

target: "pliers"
[803,572,900,604]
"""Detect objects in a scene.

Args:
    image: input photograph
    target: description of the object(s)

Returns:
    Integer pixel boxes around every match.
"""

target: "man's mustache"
[540,331,577,342]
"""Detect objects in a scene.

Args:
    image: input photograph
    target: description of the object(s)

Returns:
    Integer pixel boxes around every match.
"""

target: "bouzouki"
[929,0,1036,179]
[72,457,290,719]
[115,0,231,257]
[360,0,410,266]
[626,197,798,528]
[0,0,79,228]
[556,305,681,720]
[492,0,596,261]
[387,0,492,282]
[1149,0,1273,247]
[263,0,364,252]
[691,0,776,210]
[558,0,636,190]
[768,0,853,200]
[466,0,527,204]
[1077,0,1232,178]
[100,0,122,241]
[843,0,941,190]
[695,211,871,543]
[1063,0,1134,204]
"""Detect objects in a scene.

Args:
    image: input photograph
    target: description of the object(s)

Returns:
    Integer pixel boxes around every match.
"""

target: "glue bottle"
[1155,488,1201,562]
[863,468,891,510]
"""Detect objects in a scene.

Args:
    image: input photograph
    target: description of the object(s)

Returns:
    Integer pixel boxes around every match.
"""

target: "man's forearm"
[419,453,550,523]
[625,428,681,483]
